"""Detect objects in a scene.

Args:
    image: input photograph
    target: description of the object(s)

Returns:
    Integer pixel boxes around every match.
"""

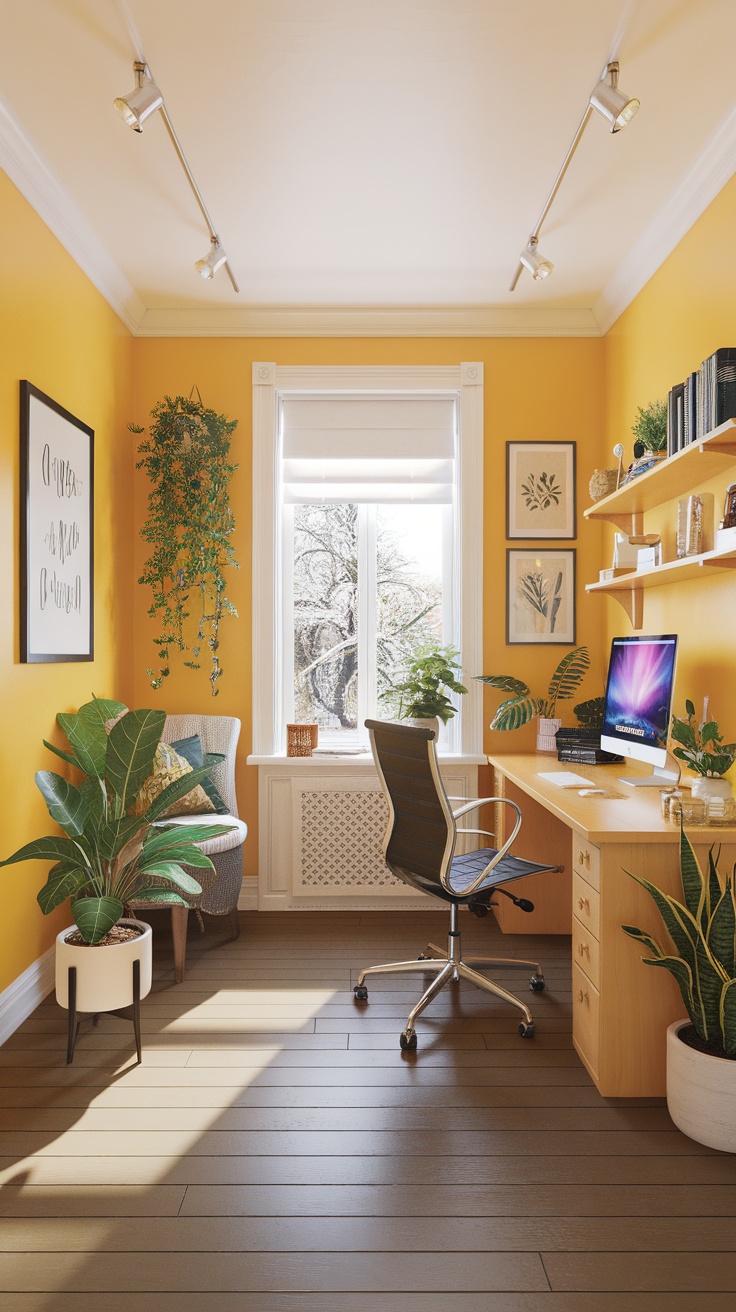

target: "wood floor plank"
[4,1295,736,1312]
[543,1251,736,1292]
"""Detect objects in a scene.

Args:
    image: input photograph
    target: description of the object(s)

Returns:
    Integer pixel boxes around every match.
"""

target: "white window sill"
[247,752,487,767]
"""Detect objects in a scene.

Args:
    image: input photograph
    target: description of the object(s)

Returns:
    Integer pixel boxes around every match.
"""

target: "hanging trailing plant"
[131,392,239,696]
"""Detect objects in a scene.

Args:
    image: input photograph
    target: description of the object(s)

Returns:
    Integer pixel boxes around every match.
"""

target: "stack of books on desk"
[555,727,623,766]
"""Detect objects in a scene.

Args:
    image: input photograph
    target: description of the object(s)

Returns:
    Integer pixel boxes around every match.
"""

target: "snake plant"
[476,646,590,731]
[623,827,736,1058]
[0,696,233,945]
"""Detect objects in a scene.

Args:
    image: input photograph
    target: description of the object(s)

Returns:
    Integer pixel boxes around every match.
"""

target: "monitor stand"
[618,750,681,789]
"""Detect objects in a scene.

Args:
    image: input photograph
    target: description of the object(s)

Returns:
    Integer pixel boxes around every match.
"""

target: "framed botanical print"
[20,381,94,662]
[506,441,576,539]
[506,548,576,645]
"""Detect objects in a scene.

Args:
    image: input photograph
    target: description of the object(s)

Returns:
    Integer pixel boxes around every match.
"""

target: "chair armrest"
[443,798,522,898]
[451,796,497,820]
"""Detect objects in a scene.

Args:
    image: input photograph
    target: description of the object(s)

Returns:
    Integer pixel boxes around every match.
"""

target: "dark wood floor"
[2,907,736,1311]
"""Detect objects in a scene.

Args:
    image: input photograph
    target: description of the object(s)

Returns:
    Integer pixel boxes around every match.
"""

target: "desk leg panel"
[491,771,572,936]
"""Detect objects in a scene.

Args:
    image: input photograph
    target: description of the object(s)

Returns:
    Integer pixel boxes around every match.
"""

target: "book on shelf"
[667,382,685,456]
[667,349,736,454]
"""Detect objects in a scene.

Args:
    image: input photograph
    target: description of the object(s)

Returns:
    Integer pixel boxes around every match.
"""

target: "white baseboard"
[0,945,55,1046]
[237,879,259,911]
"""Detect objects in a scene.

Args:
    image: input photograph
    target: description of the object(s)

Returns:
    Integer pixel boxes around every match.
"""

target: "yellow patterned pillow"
[134,741,215,817]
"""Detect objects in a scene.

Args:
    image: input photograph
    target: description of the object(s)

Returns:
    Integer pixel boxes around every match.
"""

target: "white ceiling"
[1,0,735,335]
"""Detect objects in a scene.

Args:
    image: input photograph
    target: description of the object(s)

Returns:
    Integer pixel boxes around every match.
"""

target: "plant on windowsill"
[670,699,736,805]
[131,392,239,696]
[392,643,468,736]
[0,696,233,1020]
[622,826,736,1151]
[476,646,590,752]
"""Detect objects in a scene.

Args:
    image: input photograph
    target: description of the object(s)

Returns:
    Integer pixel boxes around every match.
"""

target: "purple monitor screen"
[601,635,678,750]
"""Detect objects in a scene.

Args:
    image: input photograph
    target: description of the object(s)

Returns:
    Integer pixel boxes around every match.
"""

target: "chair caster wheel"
[417,953,428,960]
[400,1029,417,1051]
[354,986,368,1001]
[518,1021,535,1039]
[529,976,545,992]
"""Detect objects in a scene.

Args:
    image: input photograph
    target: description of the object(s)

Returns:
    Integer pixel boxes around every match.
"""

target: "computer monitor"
[600,634,680,787]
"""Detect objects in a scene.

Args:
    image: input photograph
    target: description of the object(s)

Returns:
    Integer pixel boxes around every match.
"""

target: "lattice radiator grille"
[297,788,405,891]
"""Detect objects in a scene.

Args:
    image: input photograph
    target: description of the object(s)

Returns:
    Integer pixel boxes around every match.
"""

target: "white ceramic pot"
[536,716,561,754]
[408,716,440,740]
[55,918,153,1014]
[691,776,733,802]
[666,1019,736,1152]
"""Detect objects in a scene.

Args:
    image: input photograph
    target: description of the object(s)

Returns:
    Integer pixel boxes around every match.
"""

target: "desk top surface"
[487,753,736,846]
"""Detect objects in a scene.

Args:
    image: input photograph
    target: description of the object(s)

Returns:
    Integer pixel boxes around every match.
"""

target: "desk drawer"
[572,914,600,989]
[573,961,600,1072]
[573,834,600,891]
[573,870,600,938]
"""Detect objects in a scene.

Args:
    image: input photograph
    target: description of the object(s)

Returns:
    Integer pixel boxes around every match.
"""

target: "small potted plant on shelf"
[621,399,668,485]
[477,646,590,752]
[670,699,736,807]
[622,827,736,1152]
[0,696,233,1040]
[392,643,468,738]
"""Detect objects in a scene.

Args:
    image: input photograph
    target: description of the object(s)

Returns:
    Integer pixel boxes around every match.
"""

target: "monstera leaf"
[547,647,590,712]
[490,695,542,732]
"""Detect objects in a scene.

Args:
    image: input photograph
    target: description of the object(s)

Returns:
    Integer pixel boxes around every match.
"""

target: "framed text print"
[506,441,576,539]
[20,381,94,662]
[506,548,576,645]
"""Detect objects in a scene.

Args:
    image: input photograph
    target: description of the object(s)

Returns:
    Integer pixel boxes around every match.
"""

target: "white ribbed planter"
[55,919,152,1014]
[536,716,561,754]
[666,1020,736,1153]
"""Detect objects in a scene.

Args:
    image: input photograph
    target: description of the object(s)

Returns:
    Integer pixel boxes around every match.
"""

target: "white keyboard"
[537,771,592,789]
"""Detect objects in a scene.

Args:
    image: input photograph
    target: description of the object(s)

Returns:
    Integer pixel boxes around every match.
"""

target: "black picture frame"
[506,548,576,645]
[506,441,577,539]
[20,381,94,663]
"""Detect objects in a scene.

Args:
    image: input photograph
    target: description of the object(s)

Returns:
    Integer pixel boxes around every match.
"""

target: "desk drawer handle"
[578,989,589,1005]
[578,942,590,957]
[578,896,590,913]
[578,849,590,868]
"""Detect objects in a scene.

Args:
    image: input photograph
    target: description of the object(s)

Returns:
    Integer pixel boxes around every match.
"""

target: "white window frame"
[251,363,484,760]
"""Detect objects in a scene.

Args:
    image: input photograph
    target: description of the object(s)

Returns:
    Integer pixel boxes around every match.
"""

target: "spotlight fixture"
[114,58,239,293]
[195,240,228,280]
[519,240,554,282]
[113,61,163,132]
[509,57,640,292]
[589,61,640,133]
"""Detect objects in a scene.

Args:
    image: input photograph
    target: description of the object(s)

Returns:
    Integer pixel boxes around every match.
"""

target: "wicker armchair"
[127,714,246,982]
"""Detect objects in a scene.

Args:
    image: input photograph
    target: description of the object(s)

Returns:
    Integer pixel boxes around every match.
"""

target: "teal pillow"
[171,735,230,815]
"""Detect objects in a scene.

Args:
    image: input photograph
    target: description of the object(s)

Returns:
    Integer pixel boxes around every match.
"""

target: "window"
[251,364,484,759]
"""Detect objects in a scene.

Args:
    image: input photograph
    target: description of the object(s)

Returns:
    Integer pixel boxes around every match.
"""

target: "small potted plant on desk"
[477,646,590,752]
[391,642,468,738]
[670,699,736,812]
[0,696,233,1063]
[623,827,736,1151]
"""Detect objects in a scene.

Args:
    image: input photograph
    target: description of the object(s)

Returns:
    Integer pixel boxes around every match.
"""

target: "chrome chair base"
[354,904,541,1050]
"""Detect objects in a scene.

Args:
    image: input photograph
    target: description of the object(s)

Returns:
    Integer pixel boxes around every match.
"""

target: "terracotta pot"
[666,1020,736,1152]
[55,918,153,1014]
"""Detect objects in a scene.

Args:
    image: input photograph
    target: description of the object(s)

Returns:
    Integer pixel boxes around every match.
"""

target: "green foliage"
[0,696,234,945]
[133,394,239,696]
[391,643,468,725]
[622,829,736,1058]
[477,646,590,729]
[671,701,736,778]
[574,696,606,729]
[631,399,667,453]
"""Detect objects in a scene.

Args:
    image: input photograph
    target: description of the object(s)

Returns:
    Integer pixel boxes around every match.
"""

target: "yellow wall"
[0,172,134,991]
[603,174,736,739]
[132,337,606,869]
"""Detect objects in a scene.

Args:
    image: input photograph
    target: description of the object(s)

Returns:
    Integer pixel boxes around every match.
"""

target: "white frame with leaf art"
[506,441,576,539]
[506,548,576,645]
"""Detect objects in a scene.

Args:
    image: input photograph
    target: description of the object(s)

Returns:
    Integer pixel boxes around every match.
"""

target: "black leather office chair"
[355,719,561,1050]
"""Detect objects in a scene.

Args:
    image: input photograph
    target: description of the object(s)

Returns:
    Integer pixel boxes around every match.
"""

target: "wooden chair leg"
[170,905,189,984]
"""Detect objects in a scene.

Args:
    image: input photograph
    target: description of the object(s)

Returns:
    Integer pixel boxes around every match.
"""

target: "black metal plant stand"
[65,959,142,1065]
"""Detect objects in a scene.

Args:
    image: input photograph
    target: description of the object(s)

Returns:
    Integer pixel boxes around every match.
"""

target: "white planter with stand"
[55,918,152,1013]
[666,1019,736,1152]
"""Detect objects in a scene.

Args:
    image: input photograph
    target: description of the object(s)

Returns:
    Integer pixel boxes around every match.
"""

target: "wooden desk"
[488,753,736,1097]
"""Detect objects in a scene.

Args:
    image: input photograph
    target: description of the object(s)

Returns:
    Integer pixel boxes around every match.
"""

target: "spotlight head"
[194,240,228,280]
[114,62,163,132]
[520,241,554,282]
[590,61,640,133]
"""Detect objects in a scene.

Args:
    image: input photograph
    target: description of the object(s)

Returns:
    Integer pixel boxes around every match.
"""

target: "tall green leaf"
[77,697,128,732]
[43,739,81,771]
[476,675,530,698]
[98,815,147,863]
[679,826,705,924]
[720,978,736,1058]
[138,862,203,894]
[708,878,736,980]
[131,888,191,905]
[707,847,722,931]
[641,955,697,1030]
[71,896,124,944]
[142,824,232,860]
[547,646,590,711]
[0,835,86,869]
[34,772,87,838]
[105,709,165,811]
[56,711,108,782]
[37,864,87,914]
[490,695,541,732]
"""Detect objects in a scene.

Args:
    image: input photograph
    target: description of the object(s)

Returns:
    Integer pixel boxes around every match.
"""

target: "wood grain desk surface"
[487,752,736,847]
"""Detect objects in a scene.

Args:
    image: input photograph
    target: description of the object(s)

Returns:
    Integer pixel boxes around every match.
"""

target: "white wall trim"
[0,946,55,1046]
[0,94,146,335]
[237,878,259,911]
[595,101,736,335]
[136,304,600,338]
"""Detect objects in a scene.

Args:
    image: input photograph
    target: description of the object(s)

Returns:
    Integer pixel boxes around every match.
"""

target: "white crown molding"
[595,101,736,335]
[0,945,54,1046]
[136,303,600,338]
[0,94,146,335]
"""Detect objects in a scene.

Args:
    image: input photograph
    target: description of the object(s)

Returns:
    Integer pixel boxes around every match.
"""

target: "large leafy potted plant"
[622,827,736,1151]
[391,643,468,737]
[0,696,232,1020]
[477,646,590,752]
[670,699,736,807]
